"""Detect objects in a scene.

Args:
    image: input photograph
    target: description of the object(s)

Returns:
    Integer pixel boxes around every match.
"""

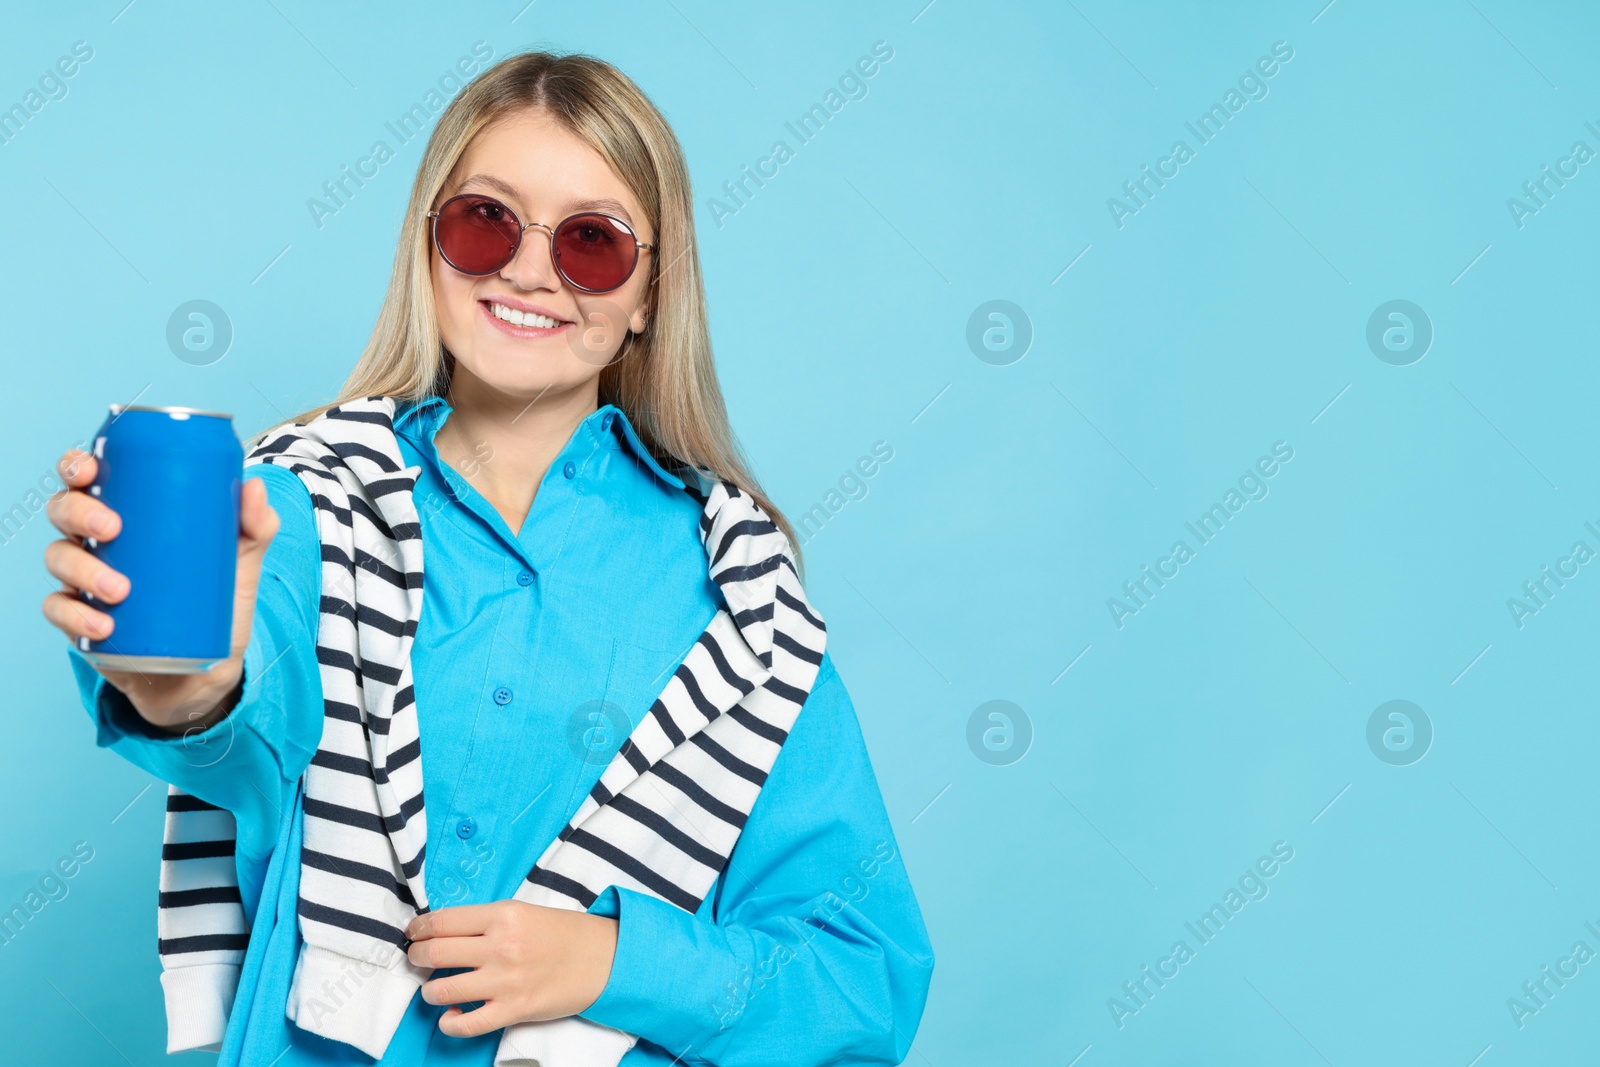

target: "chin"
[457,354,593,401]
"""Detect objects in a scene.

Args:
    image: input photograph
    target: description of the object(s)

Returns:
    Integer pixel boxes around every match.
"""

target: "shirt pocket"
[570,618,706,776]
[563,637,669,775]
[602,635,682,724]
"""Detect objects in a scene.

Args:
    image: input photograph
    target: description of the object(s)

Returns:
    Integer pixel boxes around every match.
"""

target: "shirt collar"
[392,393,685,490]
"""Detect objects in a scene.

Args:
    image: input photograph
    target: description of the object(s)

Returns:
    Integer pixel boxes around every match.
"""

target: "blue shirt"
[67,395,933,1066]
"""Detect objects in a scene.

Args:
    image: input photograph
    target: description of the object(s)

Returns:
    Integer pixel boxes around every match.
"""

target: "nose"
[500,222,560,290]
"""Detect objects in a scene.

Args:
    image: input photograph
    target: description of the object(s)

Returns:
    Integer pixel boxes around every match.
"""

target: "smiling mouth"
[481,300,571,331]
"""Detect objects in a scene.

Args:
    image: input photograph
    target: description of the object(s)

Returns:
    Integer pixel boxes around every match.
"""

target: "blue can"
[75,404,243,674]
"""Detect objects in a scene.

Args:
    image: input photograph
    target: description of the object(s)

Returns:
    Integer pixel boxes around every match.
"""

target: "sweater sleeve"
[577,653,936,1066]
[63,462,324,910]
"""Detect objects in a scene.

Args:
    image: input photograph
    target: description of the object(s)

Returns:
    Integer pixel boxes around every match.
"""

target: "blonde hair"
[271,48,802,567]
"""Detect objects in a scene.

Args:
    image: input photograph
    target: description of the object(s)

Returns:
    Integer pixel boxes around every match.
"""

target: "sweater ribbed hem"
[285,943,424,1059]
[496,1017,639,1067]
[160,962,240,1053]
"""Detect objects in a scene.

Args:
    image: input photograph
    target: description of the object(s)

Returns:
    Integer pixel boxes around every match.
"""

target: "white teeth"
[490,302,562,329]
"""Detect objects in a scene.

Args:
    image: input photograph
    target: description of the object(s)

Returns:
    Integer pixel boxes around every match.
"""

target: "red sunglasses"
[425,193,656,293]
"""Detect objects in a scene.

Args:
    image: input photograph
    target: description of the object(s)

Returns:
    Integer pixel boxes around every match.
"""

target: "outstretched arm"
[62,462,324,907]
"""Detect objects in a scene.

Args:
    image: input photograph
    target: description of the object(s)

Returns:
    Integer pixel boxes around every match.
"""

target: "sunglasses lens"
[435,196,520,274]
[553,214,639,292]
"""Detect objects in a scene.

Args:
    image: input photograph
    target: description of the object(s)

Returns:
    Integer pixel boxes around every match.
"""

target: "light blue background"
[3,1,1597,1064]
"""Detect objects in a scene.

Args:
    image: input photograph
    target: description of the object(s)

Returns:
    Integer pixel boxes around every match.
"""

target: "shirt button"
[516,570,534,586]
[493,686,513,705]
[456,818,476,839]
[562,461,576,479]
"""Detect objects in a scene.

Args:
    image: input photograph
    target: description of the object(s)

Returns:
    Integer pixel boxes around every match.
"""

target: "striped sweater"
[154,396,827,1065]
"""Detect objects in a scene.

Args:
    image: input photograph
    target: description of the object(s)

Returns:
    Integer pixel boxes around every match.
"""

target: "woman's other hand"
[406,900,619,1036]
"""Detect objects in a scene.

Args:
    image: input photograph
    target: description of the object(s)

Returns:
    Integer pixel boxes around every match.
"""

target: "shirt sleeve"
[578,652,936,1066]
[63,462,324,894]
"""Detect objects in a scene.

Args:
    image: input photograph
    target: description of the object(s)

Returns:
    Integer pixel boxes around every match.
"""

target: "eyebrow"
[456,173,636,225]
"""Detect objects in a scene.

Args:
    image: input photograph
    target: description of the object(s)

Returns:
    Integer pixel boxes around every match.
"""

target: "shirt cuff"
[68,629,263,752]
[579,885,754,1056]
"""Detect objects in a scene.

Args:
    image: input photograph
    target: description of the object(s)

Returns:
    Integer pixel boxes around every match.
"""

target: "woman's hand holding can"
[42,448,280,734]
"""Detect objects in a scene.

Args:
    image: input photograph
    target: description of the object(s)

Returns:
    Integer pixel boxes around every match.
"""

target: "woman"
[42,50,932,1067]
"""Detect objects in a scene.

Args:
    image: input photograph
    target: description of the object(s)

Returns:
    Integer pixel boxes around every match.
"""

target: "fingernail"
[87,511,109,537]
[95,571,127,599]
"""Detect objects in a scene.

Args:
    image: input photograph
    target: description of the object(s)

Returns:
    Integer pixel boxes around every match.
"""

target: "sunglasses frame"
[425,192,657,293]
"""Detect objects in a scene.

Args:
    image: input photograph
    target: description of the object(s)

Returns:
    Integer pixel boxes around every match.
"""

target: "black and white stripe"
[158,786,248,960]
[155,397,827,1065]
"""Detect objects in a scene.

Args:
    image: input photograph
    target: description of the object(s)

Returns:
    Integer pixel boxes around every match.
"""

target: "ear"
[629,268,659,334]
